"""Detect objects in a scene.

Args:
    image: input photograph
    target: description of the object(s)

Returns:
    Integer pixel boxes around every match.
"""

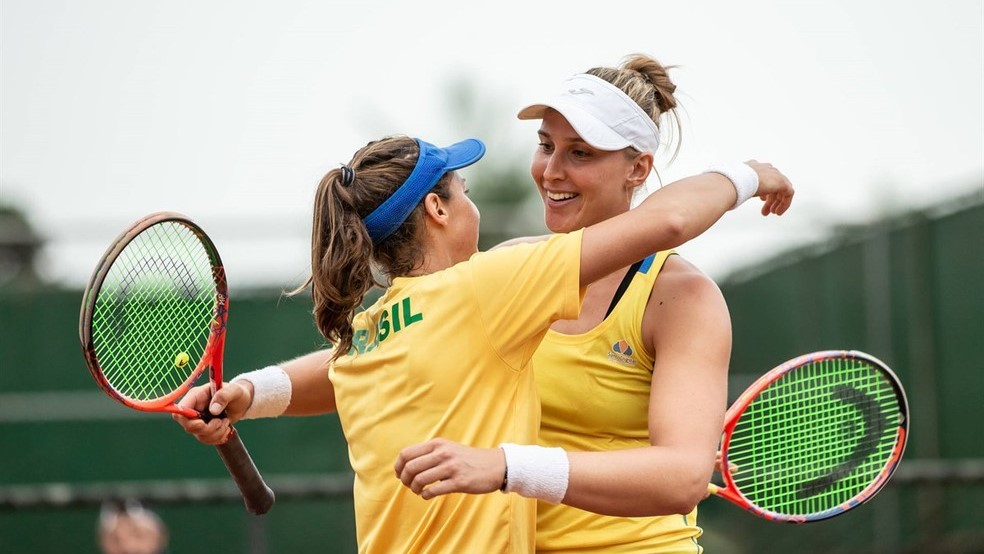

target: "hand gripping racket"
[80,211,275,515]
[707,350,908,523]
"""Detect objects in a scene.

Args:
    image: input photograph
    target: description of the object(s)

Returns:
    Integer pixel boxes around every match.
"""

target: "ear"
[625,150,655,193]
[422,192,450,228]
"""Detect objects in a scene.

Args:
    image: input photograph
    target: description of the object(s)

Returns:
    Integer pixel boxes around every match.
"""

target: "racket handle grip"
[215,429,276,515]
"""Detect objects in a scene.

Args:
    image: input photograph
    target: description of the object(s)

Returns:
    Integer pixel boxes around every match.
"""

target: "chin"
[546,220,577,234]
[544,205,586,234]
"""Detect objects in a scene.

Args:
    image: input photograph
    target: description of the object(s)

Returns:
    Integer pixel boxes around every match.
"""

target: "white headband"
[517,73,661,154]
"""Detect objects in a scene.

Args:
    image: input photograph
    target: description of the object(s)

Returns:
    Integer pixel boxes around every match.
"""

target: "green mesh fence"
[728,356,903,516]
[90,221,216,401]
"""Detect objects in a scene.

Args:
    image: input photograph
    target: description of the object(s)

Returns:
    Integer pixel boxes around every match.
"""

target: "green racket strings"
[728,357,902,516]
[91,222,215,401]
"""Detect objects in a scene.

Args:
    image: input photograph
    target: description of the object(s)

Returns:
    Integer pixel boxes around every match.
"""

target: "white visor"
[517,73,660,154]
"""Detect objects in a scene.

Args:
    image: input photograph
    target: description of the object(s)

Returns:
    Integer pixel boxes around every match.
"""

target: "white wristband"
[230,365,292,420]
[705,162,759,209]
[499,443,570,504]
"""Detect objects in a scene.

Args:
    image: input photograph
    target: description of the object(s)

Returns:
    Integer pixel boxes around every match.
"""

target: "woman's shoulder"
[490,234,552,250]
[640,254,729,347]
[462,232,582,280]
[649,254,725,308]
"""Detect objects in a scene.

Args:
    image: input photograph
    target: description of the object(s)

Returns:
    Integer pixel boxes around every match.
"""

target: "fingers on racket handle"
[214,430,276,515]
[199,408,225,422]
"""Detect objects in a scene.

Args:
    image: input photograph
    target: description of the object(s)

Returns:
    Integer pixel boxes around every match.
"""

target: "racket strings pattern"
[90,221,217,402]
[726,356,904,519]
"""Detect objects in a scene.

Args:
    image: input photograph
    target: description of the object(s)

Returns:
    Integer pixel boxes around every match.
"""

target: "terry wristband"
[705,162,759,209]
[230,365,292,420]
[499,443,570,504]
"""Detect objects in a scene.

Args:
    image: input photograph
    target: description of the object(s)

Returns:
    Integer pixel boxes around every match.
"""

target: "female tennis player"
[395,54,772,553]
[174,130,792,552]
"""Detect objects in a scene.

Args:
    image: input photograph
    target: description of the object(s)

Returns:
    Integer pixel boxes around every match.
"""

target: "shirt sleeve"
[465,230,585,369]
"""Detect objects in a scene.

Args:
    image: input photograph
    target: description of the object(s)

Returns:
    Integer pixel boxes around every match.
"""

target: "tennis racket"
[707,350,908,523]
[79,211,275,515]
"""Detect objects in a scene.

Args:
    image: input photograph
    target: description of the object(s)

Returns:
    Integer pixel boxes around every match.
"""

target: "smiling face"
[530,110,650,233]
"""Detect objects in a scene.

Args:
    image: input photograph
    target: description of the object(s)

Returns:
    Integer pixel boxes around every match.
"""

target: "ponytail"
[298,168,376,362]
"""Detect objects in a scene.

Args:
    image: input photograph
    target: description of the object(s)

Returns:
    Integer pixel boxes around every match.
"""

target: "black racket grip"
[214,429,276,515]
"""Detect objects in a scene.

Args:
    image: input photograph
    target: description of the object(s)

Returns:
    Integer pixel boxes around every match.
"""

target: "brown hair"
[295,135,452,361]
[586,53,682,161]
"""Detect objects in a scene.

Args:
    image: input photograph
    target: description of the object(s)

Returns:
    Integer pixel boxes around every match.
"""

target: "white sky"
[2,0,982,288]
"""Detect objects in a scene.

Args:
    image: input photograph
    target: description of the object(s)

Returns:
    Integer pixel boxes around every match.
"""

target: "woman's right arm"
[172,349,337,445]
[579,161,793,286]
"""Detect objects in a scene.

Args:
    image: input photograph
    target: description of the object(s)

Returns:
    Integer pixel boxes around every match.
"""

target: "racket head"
[717,350,908,523]
[80,212,229,415]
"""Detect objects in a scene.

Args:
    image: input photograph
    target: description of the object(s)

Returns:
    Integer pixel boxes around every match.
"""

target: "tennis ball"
[174,352,190,368]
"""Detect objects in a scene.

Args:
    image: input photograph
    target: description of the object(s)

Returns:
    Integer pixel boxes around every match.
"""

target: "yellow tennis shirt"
[330,231,584,554]
[535,251,704,554]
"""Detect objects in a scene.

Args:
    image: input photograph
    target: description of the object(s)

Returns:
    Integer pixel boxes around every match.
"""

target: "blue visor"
[363,137,486,244]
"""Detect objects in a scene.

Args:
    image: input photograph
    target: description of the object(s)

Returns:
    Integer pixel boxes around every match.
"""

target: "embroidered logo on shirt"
[607,339,637,366]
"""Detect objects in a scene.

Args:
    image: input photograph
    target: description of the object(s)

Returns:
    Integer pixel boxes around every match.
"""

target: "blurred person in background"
[97,499,168,554]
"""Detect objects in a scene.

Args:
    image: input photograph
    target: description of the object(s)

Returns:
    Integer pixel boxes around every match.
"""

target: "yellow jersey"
[330,231,584,553]
[535,251,703,554]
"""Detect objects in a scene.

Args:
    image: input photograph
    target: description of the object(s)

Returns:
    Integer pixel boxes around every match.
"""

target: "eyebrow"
[538,129,589,146]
